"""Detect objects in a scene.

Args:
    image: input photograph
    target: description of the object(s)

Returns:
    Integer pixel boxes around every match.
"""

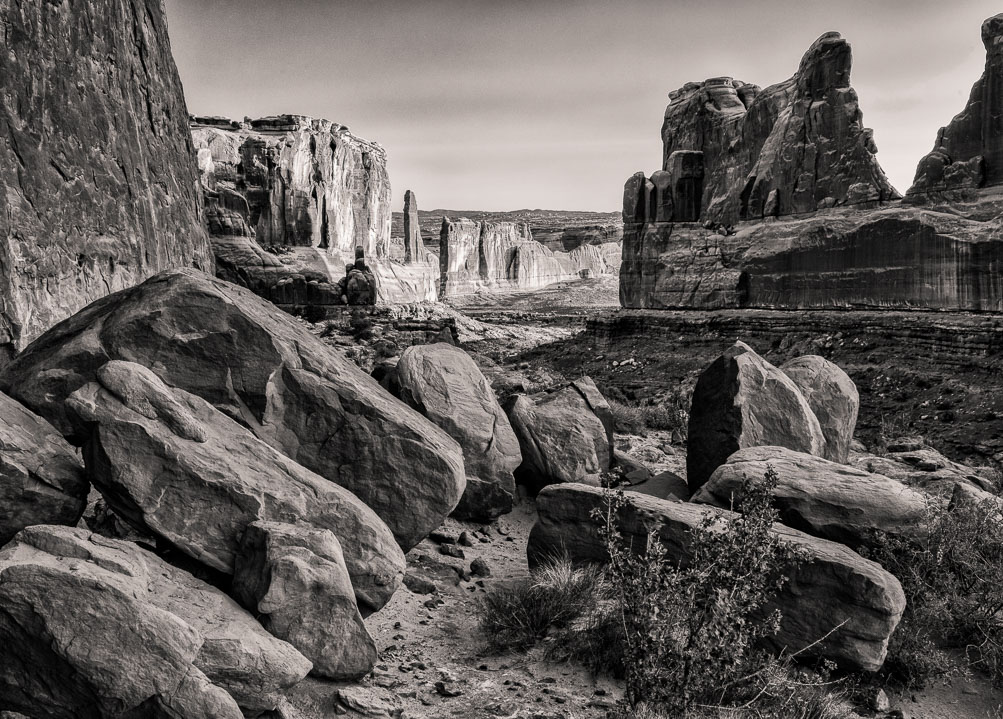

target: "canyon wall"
[438,219,621,297]
[620,20,1003,311]
[192,116,437,308]
[0,0,214,363]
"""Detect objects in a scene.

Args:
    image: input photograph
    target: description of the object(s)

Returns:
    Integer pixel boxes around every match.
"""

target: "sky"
[165,0,1000,212]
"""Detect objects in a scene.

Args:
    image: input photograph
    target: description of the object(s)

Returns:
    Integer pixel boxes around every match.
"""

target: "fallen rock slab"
[0,525,311,717]
[692,446,928,549]
[66,360,404,614]
[529,483,905,671]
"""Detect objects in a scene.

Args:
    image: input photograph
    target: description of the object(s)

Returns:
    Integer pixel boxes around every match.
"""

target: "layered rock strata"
[0,0,213,362]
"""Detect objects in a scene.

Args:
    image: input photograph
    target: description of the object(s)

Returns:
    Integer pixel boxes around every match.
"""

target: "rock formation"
[693,446,928,549]
[192,116,437,309]
[781,356,859,463]
[529,483,906,672]
[0,0,213,362]
[907,14,1003,200]
[439,218,621,297]
[404,190,423,263]
[0,269,466,552]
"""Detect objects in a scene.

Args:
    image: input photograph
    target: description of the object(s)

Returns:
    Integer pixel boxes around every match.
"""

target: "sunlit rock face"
[192,115,437,307]
[906,14,1003,201]
[438,219,620,297]
[0,0,213,362]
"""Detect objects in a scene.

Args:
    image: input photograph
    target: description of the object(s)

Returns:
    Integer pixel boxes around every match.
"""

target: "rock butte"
[620,20,1003,312]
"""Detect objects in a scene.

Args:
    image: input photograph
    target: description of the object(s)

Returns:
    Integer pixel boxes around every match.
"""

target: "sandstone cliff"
[907,14,1003,202]
[438,219,620,297]
[192,116,437,308]
[0,0,213,363]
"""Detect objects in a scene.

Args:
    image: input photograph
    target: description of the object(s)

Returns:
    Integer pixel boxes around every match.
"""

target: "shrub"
[863,493,1003,687]
[594,468,812,716]
[609,400,646,435]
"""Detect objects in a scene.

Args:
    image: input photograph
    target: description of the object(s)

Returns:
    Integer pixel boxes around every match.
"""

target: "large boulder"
[0,268,465,551]
[233,521,377,680]
[0,525,311,717]
[529,483,905,672]
[0,0,213,362]
[686,342,826,493]
[781,356,859,463]
[0,393,88,545]
[505,377,614,491]
[692,446,928,549]
[388,343,520,521]
[65,360,404,614]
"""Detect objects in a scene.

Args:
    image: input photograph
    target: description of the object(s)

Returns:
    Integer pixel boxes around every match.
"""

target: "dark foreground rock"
[0,268,465,551]
[692,446,928,549]
[529,483,905,671]
[66,360,404,614]
[0,525,310,717]
[0,392,87,545]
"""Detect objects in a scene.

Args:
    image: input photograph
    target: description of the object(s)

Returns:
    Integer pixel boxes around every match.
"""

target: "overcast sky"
[165,0,999,212]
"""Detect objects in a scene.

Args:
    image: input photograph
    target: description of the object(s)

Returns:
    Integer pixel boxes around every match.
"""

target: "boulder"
[780,356,859,463]
[529,483,905,672]
[0,525,311,717]
[65,360,404,614]
[692,446,928,549]
[686,342,826,493]
[233,521,377,680]
[505,378,615,490]
[0,392,88,545]
[388,343,520,521]
[0,0,213,361]
[851,445,999,497]
[0,268,465,551]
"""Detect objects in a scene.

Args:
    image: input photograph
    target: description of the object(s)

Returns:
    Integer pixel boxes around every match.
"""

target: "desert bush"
[608,392,690,440]
[864,493,1003,688]
[594,468,813,716]
[609,400,647,434]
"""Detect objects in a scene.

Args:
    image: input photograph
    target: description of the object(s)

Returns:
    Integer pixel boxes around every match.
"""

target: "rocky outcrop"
[533,224,624,252]
[781,356,859,463]
[686,342,826,493]
[439,218,621,297]
[0,525,310,717]
[0,393,88,545]
[388,343,521,521]
[193,116,437,308]
[907,14,1003,200]
[0,0,213,362]
[233,521,377,680]
[0,269,466,552]
[505,378,614,491]
[529,483,906,671]
[693,446,928,549]
[404,190,422,264]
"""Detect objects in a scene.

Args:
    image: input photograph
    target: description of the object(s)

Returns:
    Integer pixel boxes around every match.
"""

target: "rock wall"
[907,14,1003,201]
[438,219,621,297]
[533,224,624,252]
[192,116,436,307]
[0,0,214,363]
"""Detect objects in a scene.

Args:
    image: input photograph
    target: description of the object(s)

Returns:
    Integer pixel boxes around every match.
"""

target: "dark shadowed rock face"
[0,0,213,361]
[907,14,1003,200]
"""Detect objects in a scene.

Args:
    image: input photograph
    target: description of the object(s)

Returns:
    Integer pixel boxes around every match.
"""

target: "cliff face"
[192,116,436,307]
[907,14,1003,201]
[439,219,620,297]
[0,0,213,362]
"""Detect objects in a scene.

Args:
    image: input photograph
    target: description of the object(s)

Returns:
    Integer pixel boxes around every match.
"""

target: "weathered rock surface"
[781,356,859,463]
[0,269,465,552]
[388,343,520,521]
[404,190,422,264]
[693,446,928,549]
[0,0,213,361]
[66,360,405,613]
[439,218,620,297]
[233,521,377,680]
[686,342,826,492]
[0,393,87,545]
[851,445,999,497]
[505,378,614,490]
[907,14,1003,200]
[529,483,906,671]
[193,116,437,307]
[0,525,310,717]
